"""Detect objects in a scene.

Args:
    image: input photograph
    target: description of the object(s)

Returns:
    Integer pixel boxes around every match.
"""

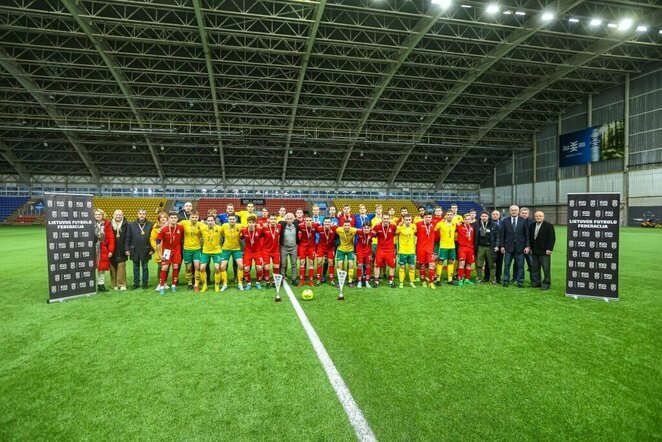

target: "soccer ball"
[302,289,314,301]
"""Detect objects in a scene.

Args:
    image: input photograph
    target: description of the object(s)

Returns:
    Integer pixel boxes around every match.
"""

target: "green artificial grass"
[1,226,661,440]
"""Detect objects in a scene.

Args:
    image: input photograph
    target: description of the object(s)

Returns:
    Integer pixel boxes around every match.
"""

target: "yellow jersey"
[338,227,357,252]
[452,214,464,226]
[396,224,416,255]
[436,221,456,249]
[150,224,164,262]
[178,220,203,251]
[220,223,243,250]
[199,224,223,254]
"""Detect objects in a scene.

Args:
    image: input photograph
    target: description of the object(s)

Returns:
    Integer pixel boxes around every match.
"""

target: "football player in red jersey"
[156,211,185,295]
[297,215,317,287]
[456,213,476,286]
[315,218,338,286]
[241,215,264,290]
[257,207,270,228]
[416,212,437,289]
[261,214,282,288]
[372,213,397,288]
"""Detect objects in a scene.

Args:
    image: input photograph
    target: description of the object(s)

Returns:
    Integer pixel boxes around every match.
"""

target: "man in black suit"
[500,205,530,288]
[520,207,535,279]
[529,210,556,290]
[486,209,504,283]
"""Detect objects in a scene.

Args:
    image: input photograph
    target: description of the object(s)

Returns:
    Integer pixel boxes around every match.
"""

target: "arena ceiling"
[0,0,661,188]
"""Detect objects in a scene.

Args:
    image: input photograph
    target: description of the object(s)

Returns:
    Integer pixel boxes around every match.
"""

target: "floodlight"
[568,17,579,23]
[486,4,499,14]
[636,25,648,32]
[589,18,602,26]
[541,12,554,21]
[618,18,633,30]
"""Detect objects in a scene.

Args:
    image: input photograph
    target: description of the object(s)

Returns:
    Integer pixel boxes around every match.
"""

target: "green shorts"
[183,249,201,264]
[336,250,355,262]
[438,248,457,261]
[220,249,243,262]
[398,253,416,265]
[372,244,378,254]
[434,245,440,257]
[201,252,222,265]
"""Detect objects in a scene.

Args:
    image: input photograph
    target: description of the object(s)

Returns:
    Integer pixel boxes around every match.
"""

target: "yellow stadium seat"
[93,198,168,222]
[333,199,417,215]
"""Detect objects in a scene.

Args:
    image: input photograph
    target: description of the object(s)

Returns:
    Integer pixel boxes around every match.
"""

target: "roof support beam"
[62,0,165,183]
[0,140,31,183]
[281,0,327,183]
[192,0,226,183]
[388,0,585,186]
[0,47,101,183]
[433,10,662,190]
[336,3,448,184]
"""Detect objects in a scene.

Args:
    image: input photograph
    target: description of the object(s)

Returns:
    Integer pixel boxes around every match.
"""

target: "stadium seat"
[196,198,242,216]
[333,199,418,215]
[0,196,30,222]
[93,198,168,222]
[265,199,308,214]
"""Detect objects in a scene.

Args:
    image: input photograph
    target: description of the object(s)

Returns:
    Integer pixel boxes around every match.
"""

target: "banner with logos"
[559,120,624,167]
[565,193,620,301]
[46,193,97,303]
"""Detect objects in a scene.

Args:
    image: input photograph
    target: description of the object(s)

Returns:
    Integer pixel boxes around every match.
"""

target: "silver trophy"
[273,273,283,303]
[337,269,347,301]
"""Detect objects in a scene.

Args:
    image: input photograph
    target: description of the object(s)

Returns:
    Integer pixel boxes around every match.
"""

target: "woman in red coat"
[94,208,116,292]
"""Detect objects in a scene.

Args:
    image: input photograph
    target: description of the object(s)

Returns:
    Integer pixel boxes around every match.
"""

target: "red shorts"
[298,246,315,261]
[162,251,182,266]
[375,249,396,268]
[263,252,280,266]
[316,246,335,260]
[416,250,435,266]
[458,247,475,265]
[244,253,264,266]
[356,254,372,266]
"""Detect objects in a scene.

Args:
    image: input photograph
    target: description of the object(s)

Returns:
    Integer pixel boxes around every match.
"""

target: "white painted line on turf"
[283,281,377,442]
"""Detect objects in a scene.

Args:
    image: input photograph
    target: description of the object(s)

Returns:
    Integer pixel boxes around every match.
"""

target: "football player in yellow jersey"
[178,210,203,292]
[435,210,457,285]
[413,206,426,224]
[396,215,417,288]
[276,206,287,223]
[219,214,244,291]
[199,214,224,292]
[336,220,358,287]
[450,203,463,278]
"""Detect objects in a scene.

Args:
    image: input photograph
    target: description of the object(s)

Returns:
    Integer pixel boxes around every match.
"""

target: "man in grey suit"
[500,205,530,288]
[529,210,556,290]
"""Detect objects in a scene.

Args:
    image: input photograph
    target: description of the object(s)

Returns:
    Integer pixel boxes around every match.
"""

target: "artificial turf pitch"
[1,226,660,440]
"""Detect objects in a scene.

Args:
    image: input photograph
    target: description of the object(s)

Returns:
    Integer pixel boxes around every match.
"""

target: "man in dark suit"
[500,205,530,288]
[529,210,556,290]
[126,208,154,289]
[486,209,504,283]
[520,207,535,280]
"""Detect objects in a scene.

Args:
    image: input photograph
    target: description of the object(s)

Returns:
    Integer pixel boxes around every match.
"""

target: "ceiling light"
[460,4,471,8]
[431,0,452,8]
[486,4,499,14]
[607,22,618,28]
[636,25,648,32]
[360,152,364,157]
[132,144,136,149]
[313,150,317,155]
[568,17,579,23]
[541,12,554,21]
[659,29,662,34]
[444,156,449,161]
[424,155,428,160]
[590,18,602,26]
[618,18,633,30]
[515,11,525,16]
[160,145,164,150]
[289,150,293,154]
[43,141,48,147]
[503,10,512,15]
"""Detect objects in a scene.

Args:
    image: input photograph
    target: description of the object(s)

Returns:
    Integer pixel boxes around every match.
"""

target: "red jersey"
[338,213,356,227]
[372,223,397,252]
[356,230,373,256]
[316,225,338,249]
[241,227,263,254]
[261,223,281,255]
[298,223,316,248]
[456,223,475,249]
[157,224,184,253]
[416,221,436,254]
[257,217,270,228]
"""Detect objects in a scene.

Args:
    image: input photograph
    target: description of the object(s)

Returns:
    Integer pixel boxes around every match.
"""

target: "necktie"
[535,223,541,239]
[512,217,517,229]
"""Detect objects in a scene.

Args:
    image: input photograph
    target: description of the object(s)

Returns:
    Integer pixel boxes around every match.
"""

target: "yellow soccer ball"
[302,289,314,301]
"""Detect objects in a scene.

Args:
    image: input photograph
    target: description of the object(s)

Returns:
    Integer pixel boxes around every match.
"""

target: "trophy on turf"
[273,273,283,303]
[337,269,347,301]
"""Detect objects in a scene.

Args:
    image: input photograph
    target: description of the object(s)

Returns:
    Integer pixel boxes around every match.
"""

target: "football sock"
[365,266,371,280]
[447,264,454,281]
[214,272,221,284]
[357,266,363,280]
[257,268,263,281]
[348,268,354,281]
[465,268,472,280]
[237,270,244,283]
[388,273,394,282]
[244,266,251,283]
[458,267,464,280]
[98,273,105,285]
[329,264,335,281]
[436,264,442,279]
[172,267,180,285]
[409,269,415,283]
[429,268,435,283]
[185,269,192,284]
[317,264,322,280]
[221,271,228,285]
[300,267,305,280]
[399,268,405,283]
[308,268,314,280]
[420,268,426,281]
[159,269,167,286]
[194,270,200,287]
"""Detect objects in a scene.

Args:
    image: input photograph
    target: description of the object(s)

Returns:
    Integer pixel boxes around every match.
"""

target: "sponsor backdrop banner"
[240,198,265,206]
[559,120,625,167]
[566,193,620,300]
[46,193,97,303]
